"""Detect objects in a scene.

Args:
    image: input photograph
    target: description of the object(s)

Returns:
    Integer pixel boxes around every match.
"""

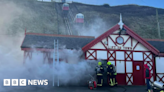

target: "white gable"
[91,42,106,49]
[90,34,150,51]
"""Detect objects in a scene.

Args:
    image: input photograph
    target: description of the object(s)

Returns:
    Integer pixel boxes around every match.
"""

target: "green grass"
[4,0,164,39]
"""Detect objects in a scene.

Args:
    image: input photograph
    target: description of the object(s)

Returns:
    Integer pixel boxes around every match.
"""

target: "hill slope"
[1,0,164,39]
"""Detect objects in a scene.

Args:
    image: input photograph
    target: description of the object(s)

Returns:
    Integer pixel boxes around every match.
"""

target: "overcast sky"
[40,0,164,9]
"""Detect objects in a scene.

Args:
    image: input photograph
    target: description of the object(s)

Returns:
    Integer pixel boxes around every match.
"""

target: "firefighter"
[107,61,115,86]
[95,62,104,87]
[144,64,151,92]
[113,65,118,86]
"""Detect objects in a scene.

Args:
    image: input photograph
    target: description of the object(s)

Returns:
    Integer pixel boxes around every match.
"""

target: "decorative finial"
[118,13,124,30]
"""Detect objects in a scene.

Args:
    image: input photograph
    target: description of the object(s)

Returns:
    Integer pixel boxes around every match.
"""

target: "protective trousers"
[113,74,117,85]
[107,73,114,86]
[96,74,103,86]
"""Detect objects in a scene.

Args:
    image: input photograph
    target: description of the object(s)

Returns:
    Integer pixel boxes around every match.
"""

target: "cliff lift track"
[55,2,60,34]
[55,3,72,35]
[69,3,82,35]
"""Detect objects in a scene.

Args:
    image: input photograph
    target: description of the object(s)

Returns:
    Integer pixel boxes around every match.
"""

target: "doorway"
[133,61,144,85]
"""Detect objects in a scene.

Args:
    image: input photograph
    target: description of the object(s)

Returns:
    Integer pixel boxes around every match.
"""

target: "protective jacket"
[144,64,151,79]
[95,65,104,75]
[107,65,115,75]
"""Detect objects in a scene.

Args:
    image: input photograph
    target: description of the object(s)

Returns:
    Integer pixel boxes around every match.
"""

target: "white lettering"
[44,79,48,85]
[28,80,33,85]
[37,80,44,85]
[28,79,48,85]
[33,80,37,85]
[109,46,133,50]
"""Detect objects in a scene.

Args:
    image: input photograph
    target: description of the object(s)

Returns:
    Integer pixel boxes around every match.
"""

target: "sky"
[39,0,164,9]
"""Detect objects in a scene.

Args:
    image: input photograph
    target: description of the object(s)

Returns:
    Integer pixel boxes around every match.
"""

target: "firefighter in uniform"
[113,64,118,86]
[95,62,104,87]
[107,61,117,86]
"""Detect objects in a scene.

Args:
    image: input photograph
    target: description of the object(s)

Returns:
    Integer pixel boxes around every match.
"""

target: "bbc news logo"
[3,79,48,86]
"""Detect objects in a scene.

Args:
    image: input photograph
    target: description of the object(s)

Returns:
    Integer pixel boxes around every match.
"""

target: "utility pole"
[156,9,161,39]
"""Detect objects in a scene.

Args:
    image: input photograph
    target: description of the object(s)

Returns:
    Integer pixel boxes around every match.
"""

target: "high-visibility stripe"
[113,78,115,84]
[97,74,102,75]
[97,84,102,86]
[110,78,114,86]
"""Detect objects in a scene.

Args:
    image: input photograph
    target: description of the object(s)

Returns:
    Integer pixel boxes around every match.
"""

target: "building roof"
[82,24,160,55]
[21,33,95,50]
[146,39,164,53]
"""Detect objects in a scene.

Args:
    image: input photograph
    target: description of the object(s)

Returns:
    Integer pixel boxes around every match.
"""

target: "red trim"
[143,52,154,83]
[108,51,115,60]
[25,32,95,38]
[124,25,159,55]
[156,74,164,83]
[145,39,164,42]
[143,53,152,61]
[152,54,156,81]
[101,41,108,50]
[158,53,164,57]
[82,24,119,51]
[133,42,139,50]
[126,73,133,84]
[108,35,117,46]
[131,37,133,47]
[86,50,96,60]
[87,49,153,52]
[125,51,133,61]
[123,36,131,46]
[82,24,160,55]
[115,36,124,45]
[106,37,108,46]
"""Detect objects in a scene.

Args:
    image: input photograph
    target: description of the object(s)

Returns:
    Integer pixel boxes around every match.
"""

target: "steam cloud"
[0,1,98,91]
[75,18,109,38]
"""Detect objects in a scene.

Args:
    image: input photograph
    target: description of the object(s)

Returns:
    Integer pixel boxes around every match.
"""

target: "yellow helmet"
[98,62,102,65]
[107,61,111,65]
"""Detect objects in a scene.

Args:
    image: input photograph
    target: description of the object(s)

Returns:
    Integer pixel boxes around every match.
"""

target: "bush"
[103,4,110,7]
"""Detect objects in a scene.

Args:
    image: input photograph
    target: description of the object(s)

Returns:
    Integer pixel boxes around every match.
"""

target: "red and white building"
[21,15,164,85]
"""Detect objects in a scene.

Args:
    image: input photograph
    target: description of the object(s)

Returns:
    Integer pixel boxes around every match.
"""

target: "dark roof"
[147,40,164,53]
[21,33,95,49]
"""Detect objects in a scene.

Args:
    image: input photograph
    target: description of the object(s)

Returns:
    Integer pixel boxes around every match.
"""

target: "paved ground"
[1,86,148,92]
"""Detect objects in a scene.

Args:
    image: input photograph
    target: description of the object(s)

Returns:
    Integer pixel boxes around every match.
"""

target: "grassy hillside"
[2,0,164,39]
[75,2,164,39]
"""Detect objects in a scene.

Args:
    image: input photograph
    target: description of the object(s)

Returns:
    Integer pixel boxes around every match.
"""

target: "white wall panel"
[134,43,149,51]
[97,51,107,59]
[126,61,133,73]
[91,42,106,49]
[132,39,138,48]
[116,51,124,60]
[124,39,131,47]
[108,35,117,47]
[155,57,164,73]
[116,61,125,73]
[133,52,143,61]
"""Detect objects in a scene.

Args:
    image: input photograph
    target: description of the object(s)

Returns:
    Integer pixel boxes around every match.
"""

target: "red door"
[133,62,144,85]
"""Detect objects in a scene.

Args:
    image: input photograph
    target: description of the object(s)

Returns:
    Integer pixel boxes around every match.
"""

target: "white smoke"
[76,18,110,38]
[0,0,99,91]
